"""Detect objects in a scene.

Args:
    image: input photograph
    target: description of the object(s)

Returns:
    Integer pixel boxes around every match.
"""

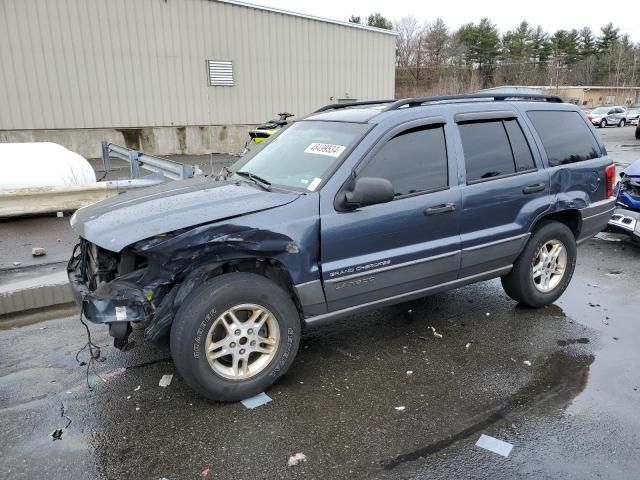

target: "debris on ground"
[595,232,624,242]
[465,342,472,351]
[158,374,173,387]
[588,302,601,307]
[51,429,63,441]
[201,466,211,477]
[134,385,141,391]
[287,453,307,467]
[523,360,532,366]
[31,247,46,256]
[428,326,443,338]
[56,211,64,218]
[486,312,491,317]
[101,367,126,383]
[241,392,272,409]
[39,326,48,330]
[475,434,514,457]
[12,261,21,266]
[394,406,406,411]
[406,370,413,375]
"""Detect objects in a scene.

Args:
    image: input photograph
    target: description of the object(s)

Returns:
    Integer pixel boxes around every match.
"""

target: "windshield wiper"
[235,171,272,191]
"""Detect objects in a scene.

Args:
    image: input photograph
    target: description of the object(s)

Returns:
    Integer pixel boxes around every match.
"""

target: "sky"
[251,0,640,42]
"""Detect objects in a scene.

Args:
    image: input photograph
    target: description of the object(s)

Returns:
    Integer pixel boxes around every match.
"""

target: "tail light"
[587,115,592,121]
[605,164,616,198]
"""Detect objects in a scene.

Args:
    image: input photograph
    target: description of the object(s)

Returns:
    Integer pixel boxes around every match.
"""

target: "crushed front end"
[67,239,173,349]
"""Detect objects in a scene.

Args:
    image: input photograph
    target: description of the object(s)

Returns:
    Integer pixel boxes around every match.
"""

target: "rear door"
[320,119,461,312]
[453,110,551,277]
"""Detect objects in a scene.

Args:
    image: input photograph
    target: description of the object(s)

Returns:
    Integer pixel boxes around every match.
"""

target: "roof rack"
[382,93,564,111]
[314,99,396,113]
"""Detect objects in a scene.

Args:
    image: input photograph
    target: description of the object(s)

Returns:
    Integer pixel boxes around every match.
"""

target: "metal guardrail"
[101,141,195,181]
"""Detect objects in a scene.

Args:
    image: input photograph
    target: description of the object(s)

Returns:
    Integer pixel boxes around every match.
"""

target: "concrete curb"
[0,270,73,316]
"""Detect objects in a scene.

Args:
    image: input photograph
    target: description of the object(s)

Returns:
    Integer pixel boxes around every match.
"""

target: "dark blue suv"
[68,94,616,401]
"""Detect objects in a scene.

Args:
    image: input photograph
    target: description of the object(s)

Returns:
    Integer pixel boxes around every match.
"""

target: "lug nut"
[230,342,236,348]
[240,349,246,354]
[250,340,256,346]
[248,328,253,334]
[234,329,241,336]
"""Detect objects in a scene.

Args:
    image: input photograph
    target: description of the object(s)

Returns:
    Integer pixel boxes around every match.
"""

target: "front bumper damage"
[67,224,308,350]
[608,208,640,243]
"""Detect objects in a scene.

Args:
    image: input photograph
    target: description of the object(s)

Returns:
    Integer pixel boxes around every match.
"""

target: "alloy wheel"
[204,304,280,380]
[532,239,567,293]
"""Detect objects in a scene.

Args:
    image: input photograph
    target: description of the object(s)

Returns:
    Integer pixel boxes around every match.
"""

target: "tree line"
[349,14,640,97]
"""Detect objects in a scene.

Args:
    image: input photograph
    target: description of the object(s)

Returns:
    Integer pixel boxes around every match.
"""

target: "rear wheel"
[600,119,607,128]
[501,222,577,307]
[170,273,301,402]
[618,119,624,127]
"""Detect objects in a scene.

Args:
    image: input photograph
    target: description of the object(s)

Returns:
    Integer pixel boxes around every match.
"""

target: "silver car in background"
[626,108,640,125]
[587,106,627,128]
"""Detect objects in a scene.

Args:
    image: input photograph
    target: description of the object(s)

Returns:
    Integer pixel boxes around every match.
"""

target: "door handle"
[425,203,456,215]
[522,183,545,194]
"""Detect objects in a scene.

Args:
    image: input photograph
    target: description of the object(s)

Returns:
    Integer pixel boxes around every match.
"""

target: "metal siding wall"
[0,0,396,130]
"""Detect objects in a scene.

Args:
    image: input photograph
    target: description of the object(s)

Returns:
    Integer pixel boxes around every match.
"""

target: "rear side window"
[360,125,448,197]
[527,111,600,167]
[459,119,535,182]
[503,119,535,172]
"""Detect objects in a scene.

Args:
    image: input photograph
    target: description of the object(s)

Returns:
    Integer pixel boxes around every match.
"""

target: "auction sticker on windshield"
[304,143,346,158]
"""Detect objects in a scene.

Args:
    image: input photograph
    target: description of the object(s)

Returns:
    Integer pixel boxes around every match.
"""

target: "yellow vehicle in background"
[243,112,294,155]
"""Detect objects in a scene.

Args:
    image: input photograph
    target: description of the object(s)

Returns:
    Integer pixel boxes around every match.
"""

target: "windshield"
[230,121,369,191]
[591,107,610,114]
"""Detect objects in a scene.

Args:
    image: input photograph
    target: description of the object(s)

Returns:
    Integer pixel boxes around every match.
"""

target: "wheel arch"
[531,209,582,239]
[174,257,305,320]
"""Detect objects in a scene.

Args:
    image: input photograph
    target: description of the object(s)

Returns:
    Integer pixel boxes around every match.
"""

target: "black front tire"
[501,222,577,308]
[170,273,301,402]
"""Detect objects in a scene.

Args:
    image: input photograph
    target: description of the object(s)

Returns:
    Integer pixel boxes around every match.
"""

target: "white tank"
[0,142,96,189]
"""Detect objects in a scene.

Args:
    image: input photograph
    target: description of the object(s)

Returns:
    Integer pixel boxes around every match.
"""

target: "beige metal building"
[0,0,397,156]
[480,85,640,108]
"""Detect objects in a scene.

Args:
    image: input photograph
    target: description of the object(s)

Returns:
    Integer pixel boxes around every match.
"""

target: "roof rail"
[382,93,564,112]
[314,99,396,113]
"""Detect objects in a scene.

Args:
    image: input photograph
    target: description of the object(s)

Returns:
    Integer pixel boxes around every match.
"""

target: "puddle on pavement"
[382,350,594,469]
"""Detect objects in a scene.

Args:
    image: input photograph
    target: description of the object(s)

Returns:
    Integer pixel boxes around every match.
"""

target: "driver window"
[359,125,448,197]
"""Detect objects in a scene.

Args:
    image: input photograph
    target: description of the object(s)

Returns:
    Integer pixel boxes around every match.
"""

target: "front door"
[320,120,462,312]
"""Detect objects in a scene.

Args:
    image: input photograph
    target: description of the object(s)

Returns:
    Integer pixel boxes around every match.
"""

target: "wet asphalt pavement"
[1,237,638,479]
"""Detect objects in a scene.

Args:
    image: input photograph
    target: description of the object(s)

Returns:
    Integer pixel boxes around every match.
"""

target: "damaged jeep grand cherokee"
[68,94,616,401]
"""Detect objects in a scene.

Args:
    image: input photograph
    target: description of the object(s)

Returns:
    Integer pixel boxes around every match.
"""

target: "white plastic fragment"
[32,247,46,257]
[158,374,173,387]
[406,370,413,375]
[428,326,443,338]
[101,367,126,383]
[486,312,491,317]
[134,385,141,391]
[241,392,272,409]
[57,211,64,218]
[475,434,514,457]
[395,406,406,411]
[523,360,532,366]
[465,342,472,351]
[287,453,307,467]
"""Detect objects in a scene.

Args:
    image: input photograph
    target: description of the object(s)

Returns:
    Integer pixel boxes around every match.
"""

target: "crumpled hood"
[70,177,299,251]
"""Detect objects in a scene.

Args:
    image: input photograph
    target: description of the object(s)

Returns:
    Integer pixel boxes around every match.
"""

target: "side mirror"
[343,177,394,209]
